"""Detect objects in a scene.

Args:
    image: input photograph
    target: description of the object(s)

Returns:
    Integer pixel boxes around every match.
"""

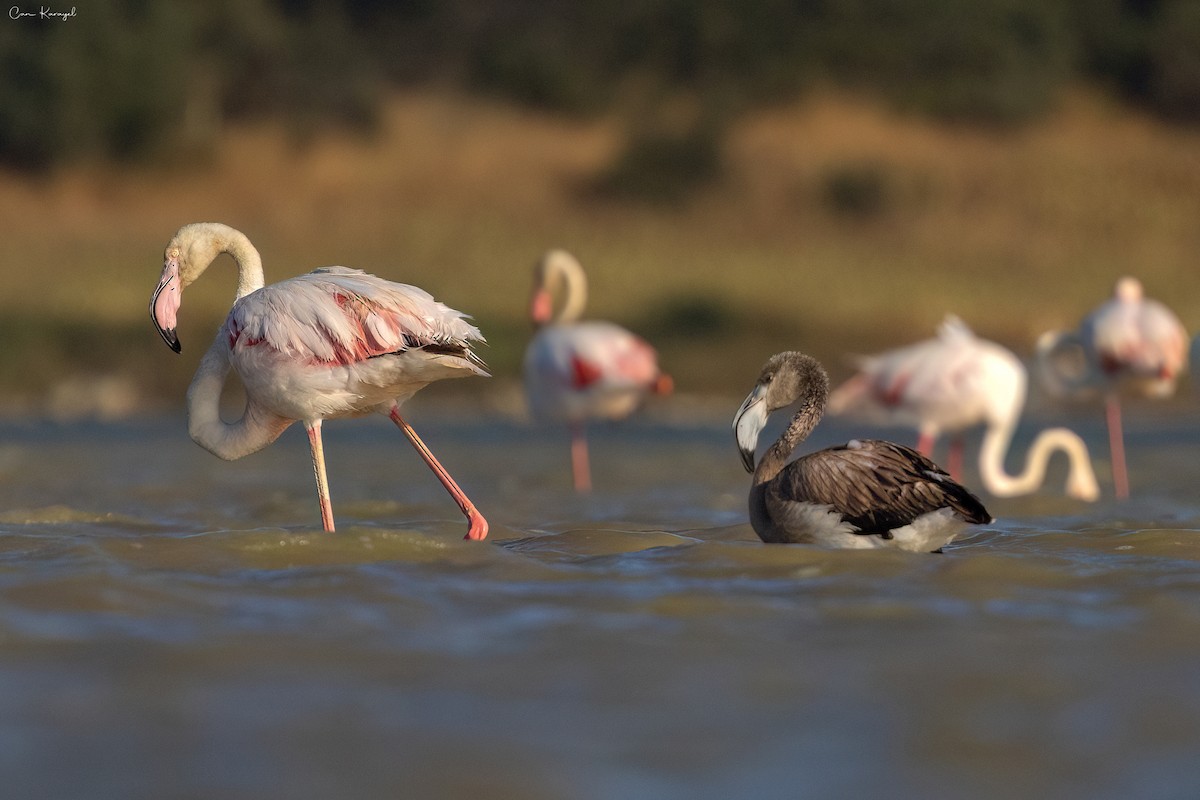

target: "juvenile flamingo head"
[733,352,829,473]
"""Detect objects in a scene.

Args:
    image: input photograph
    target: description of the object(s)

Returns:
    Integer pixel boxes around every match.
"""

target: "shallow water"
[1,408,1199,799]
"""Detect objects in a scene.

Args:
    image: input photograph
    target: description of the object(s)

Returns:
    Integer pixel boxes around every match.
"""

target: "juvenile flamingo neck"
[754,388,826,486]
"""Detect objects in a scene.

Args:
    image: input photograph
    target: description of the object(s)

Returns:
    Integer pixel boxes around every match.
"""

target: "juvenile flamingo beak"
[733,383,770,473]
[151,258,182,353]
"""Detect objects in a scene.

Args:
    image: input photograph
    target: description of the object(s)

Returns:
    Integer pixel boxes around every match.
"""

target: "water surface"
[1,409,1198,799]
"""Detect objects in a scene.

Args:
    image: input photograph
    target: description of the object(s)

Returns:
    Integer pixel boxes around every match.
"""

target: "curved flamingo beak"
[733,383,770,473]
[529,288,553,326]
[151,258,182,353]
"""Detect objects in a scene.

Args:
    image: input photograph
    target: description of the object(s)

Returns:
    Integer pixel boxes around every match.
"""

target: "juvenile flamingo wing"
[227,267,486,369]
[774,440,992,535]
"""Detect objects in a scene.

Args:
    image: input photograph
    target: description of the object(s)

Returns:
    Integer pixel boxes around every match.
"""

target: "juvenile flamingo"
[1037,277,1188,499]
[735,352,992,552]
[149,222,490,538]
[828,316,1099,501]
[522,249,672,491]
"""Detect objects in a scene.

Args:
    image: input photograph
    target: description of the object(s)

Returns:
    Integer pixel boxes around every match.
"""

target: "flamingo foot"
[389,406,490,541]
[464,512,490,541]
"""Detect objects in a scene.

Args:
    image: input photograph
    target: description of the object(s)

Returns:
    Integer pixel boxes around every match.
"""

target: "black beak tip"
[158,327,181,353]
[739,448,755,473]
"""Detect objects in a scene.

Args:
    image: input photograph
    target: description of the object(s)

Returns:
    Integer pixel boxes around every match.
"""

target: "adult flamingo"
[523,249,672,492]
[1037,276,1189,499]
[149,222,490,538]
[735,351,992,551]
[828,316,1100,501]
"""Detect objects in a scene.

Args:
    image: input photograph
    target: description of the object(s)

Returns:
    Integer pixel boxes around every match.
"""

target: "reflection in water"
[0,411,1198,798]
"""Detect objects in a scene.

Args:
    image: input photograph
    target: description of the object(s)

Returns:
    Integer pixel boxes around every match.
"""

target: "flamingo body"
[523,250,670,491]
[1078,277,1188,397]
[151,223,489,538]
[226,267,486,423]
[830,316,1099,501]
[525,321,663,424]
[735,352,991,552]
[1038,277,1188,499]
[830,316,1018,440]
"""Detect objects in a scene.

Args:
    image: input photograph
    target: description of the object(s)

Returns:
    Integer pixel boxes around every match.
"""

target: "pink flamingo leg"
[388,407,489,541]
[570,422,592,493]
[916,430,935,458]
[947,435,965,482]
[1106,393,1129,500]
[305,421,337,532]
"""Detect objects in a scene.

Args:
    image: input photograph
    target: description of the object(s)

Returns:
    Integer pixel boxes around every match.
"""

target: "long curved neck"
[547,252,588,323]
[1036,330,1101,397]
[978,417,1099,500]
[186,331,291,460]
[214,225,265,300]
[754,389,826,486]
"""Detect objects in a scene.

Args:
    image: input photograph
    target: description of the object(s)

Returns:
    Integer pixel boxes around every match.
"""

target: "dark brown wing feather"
[770,439,992,536]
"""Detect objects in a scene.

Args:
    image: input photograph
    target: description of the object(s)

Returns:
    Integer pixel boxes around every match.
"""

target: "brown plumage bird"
[733,352,992,552]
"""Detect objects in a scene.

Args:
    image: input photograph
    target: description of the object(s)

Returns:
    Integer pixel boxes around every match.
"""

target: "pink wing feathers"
[525,321,667,422]
[226,267,485,368]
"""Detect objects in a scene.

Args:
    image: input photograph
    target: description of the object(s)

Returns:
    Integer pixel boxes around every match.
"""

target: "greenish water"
[1,409,1198,799]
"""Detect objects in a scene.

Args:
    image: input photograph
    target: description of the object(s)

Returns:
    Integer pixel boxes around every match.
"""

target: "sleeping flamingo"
[735,351,992,551]
[1037,276,1188,499]
[149,222,490,538]
[523,249,672,491]
[828,316,1099,501]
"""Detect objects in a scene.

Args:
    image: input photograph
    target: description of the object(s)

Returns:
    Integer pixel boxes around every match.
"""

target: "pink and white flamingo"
[523,249,672,492]
[149,222,490,538]
[828,316,1100,501]
[1037,276,1189,499]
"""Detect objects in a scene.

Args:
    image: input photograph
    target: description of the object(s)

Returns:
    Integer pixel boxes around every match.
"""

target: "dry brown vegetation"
[0,89,1197,415]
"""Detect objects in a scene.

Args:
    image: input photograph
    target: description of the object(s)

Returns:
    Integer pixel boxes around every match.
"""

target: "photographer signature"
[9,5,77,20]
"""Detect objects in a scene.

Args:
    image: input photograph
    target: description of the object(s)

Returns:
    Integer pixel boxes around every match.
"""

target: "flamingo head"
[150,223,238,353]
[733,352,829,473]
[150,245,183,353]
[1114,276,1143,303]
[734,380,770,472]
[530,249,588,325]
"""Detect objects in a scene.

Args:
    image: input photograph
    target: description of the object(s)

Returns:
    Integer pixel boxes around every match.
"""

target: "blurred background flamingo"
[150,222,491,538]
[1037,276,1189,499]
[829,315,1099,501]
[523,249,673,492]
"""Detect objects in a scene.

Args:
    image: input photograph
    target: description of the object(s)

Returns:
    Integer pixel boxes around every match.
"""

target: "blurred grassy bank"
[0,89,1197,418]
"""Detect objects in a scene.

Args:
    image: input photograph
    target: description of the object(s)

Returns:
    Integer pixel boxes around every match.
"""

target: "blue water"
[0,408,1198,799]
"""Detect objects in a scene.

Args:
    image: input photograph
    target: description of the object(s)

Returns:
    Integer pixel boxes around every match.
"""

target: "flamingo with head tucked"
[1038,276,1188,499]
[828,316,1099,501]
[149,222,490,538]
[735,351,992,552]
[523,249,672,492]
